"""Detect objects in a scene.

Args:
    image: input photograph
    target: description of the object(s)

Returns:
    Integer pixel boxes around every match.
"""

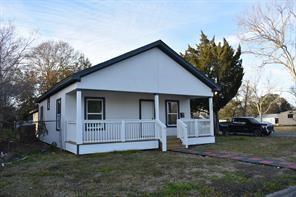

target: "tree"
[238,0,296,81]
[218,98,243,120]
[28,41,92,94]
[15,70,38,120]
[238,80,253,116]
[182,32,244,134]
[247,79,282,121]
[0,23,33,128]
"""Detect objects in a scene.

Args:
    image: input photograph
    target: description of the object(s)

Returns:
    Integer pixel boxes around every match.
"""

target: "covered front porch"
[63,89,214,154]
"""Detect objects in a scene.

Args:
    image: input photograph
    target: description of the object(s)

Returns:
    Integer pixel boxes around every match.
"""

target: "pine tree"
[182,32,244,133]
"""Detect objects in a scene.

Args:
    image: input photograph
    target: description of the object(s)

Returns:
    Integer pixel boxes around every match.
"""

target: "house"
[279,110,296,126]
[29,109,39,133]
[36,40,220,155]
[255,114,279,125]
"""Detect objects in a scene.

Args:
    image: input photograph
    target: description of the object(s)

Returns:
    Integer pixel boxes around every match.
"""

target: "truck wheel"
[254,129,262,137]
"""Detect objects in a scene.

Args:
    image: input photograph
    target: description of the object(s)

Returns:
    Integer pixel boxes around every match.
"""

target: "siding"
[81,90,191,136]
[78,48,213,97]
[279,111,296,126]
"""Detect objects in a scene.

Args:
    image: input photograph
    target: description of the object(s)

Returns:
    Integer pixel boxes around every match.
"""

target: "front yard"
[0,135,295,196]
[192,135,296,162]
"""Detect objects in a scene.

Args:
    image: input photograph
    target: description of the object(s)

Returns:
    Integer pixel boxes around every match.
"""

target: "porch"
[63,89,214,154]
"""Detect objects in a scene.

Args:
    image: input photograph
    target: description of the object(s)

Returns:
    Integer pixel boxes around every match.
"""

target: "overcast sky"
[0,0,294,104]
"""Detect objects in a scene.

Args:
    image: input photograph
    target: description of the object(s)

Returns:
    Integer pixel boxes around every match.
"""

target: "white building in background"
[279,111,296,126]
[256,114,279,125]
[36,40,220,155]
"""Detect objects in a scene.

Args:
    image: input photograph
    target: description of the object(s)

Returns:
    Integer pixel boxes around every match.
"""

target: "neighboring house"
[255,114,279,125]
[29,109,38,122]
[36,40,220,155]
[279,110,296,126]
[29,109,39,133]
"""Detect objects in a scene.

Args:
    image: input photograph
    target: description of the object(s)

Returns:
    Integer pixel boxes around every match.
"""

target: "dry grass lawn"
[191,135,296,162]
[0,134,295,196]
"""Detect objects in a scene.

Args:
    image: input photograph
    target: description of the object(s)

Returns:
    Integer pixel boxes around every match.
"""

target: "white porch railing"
[155,120,167,151]
[182,119,211,137]
[177,119,212,148]
[177,119,188,148]
[82,119,167,151]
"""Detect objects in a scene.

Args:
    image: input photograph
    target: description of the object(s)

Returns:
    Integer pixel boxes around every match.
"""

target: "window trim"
[84,97,105,120]
[288,114,293,119]
[47,98,50,110]
[39,106,44,121]
[139,99,155,120]
[56,98,61,131]
[165,100,179,127]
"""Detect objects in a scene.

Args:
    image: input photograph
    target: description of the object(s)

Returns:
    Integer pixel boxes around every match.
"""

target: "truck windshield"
[248,118,260,124]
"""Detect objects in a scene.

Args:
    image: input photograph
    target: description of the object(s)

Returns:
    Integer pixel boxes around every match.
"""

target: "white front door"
[140,100,154,119]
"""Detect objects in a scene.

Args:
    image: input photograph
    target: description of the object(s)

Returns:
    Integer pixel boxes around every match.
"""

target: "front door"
[140,100,154,119]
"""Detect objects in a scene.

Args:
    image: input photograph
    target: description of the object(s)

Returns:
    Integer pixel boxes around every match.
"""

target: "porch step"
[167,138,184,150]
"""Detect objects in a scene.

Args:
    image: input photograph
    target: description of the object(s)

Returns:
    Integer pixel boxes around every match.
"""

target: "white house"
[279,111,296,126]
[256,114,279,125]
[37,40,220,155]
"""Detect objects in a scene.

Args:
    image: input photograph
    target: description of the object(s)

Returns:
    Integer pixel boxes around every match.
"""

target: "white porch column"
[209,97,214,136]
[76,90,83,144]
[154,94,160,120]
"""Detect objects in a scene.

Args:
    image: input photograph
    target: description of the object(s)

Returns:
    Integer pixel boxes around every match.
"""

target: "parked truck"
[219,117,274,136]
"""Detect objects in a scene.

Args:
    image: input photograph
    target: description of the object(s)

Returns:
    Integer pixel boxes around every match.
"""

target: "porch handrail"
[177,119,188,148]
[155,120,167,151]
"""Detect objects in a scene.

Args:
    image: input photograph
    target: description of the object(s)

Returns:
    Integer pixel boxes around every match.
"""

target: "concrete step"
[167,138,184,150]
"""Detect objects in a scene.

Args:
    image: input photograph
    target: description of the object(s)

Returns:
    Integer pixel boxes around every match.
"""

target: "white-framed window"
[85,98,104,120]
[39,106,44,121]
[47,98,50,110]
[166,100,179,127]
[56,98,61,131]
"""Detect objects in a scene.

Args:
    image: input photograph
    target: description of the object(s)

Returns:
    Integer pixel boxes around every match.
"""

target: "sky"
[0,0,294,104]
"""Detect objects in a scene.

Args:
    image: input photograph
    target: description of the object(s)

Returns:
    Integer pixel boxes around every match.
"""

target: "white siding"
[39,84,76,148]
[77,48,213,97]
[81,91,191,136]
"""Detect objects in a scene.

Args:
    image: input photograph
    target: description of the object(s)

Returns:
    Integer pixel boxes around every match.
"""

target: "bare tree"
[238,80,253,116]
[248,78,282,122]
[0,22,33,127]
[289,84,296,101]
[238,0,296,80]
[28,41,91,94]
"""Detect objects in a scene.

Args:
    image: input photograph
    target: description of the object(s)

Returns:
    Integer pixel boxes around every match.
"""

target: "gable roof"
[37,40,220,103]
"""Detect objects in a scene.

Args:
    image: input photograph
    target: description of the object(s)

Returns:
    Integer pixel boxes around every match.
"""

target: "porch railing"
[82,119,167,151]
[177,119,188,148]
[177,119,212,148]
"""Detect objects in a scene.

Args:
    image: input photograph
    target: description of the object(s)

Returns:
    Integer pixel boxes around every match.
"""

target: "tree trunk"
[214,111,220,136]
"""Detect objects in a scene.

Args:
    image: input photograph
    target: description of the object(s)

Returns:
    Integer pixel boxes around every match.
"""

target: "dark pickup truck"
[219,117,274,136]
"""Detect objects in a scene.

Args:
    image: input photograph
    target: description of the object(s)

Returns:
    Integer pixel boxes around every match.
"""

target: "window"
[39,106,44,121]
[56,98,61,131]
[288,114,293,119]
[47,98,50,110]
[166,100,179,127]
[85,98,104,120]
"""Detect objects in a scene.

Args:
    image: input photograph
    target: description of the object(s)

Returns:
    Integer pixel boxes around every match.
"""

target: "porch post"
[154,94,160,120]
[209,97,214,136]
[76,90,83,144]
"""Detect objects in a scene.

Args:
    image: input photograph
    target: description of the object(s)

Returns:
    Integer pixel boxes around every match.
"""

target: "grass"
[192,135,296,162]
[275,126,296,132]
[0,133,295,196]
